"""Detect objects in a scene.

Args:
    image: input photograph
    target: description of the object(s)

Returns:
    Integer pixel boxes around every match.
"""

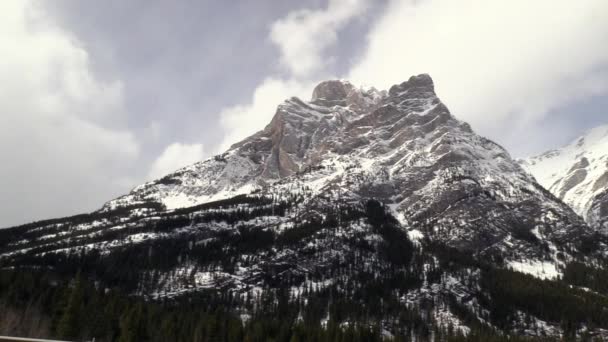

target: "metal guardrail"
[0,336,80,342]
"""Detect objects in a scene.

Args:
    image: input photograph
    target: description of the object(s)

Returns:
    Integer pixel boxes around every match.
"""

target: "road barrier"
[0,337,83,342]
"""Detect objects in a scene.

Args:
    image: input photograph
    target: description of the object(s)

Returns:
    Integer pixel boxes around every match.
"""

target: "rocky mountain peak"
[310,79,387,112]
[311,80,354,103]
[95,74,602,261]
[388,73,435,96]
[98,73,599,271]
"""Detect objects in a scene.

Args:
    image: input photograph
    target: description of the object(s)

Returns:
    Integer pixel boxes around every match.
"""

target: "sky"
[1,0,607,227]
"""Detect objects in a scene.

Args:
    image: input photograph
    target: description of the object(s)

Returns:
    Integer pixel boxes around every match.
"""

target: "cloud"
[269,0,368,77]
[0,1,139,227]
[148,143,206,180]
[348,0,608,155]
[221,0,608,158]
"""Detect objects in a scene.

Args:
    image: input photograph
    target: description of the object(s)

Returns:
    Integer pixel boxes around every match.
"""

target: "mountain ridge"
[99,74,597,272]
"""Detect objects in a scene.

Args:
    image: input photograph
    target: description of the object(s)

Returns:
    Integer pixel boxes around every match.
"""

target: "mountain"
[520,125,608,232]
[104,75,595,269]
[2,75,608,340]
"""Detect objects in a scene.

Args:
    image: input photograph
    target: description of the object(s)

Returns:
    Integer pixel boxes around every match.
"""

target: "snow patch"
[508,260,560,280]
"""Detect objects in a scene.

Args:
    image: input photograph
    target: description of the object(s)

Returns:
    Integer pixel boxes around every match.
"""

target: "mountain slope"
[104,74,596,270]
[521,125,608,232]
[2,75,607,339]
[103,80,387,211]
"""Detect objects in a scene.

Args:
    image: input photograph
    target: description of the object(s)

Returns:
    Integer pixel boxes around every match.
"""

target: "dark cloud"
[42,0,327,156]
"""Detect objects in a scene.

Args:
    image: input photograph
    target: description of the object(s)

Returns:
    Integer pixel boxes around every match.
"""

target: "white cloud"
[218,0,368,152]
[0,1,139,227]
[270,0,368,77]
[348,0,608,155]
[148,143,206,180]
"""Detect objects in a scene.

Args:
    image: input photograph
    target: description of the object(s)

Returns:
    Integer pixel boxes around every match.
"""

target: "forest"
[1,198,608,341]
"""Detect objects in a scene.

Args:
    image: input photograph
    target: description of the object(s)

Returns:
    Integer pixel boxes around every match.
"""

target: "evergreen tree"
[56,275,84,339]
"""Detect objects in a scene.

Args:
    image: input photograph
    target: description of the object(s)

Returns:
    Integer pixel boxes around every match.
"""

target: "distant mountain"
[2,75,608,340]
[521,125,608,232]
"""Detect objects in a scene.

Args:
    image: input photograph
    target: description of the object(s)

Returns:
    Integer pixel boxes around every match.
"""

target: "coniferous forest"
[2,196,608,341]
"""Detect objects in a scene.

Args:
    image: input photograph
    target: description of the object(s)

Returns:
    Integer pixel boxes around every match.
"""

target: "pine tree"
[118,302,146,342]
[56,275,84,340]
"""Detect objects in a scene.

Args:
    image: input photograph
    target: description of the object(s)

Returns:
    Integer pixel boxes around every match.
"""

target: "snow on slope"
[98,74,598,269]
[521,125,608,230]
[103,80,387,212]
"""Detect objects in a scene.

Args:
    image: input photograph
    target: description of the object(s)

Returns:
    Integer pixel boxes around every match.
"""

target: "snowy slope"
[103,80,386,212]
[521,125,608,231]
[97,74,598,268]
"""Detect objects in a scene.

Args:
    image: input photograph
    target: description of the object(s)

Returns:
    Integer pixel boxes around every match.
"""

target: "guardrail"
[0,337,88,342]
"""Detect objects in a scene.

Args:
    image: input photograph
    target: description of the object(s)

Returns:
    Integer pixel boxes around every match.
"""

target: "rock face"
[521,125,608,232]
[311,80,352,103]
[103,79,385,210]
[103,74,595,264]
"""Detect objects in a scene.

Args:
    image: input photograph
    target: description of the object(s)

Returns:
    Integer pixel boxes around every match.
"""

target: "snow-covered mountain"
[2,75,607,338]
[103,79,389,211]
[521,125,608,232]
[102,75,595,268]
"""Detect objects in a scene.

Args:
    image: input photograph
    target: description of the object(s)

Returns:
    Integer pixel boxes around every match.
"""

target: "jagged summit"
[388,73,435,96]
[103,74,441,210]
[311,79,354,102]
[310,78,387,110]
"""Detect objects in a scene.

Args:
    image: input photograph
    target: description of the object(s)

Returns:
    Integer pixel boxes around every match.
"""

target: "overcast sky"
[1,0,607,227]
